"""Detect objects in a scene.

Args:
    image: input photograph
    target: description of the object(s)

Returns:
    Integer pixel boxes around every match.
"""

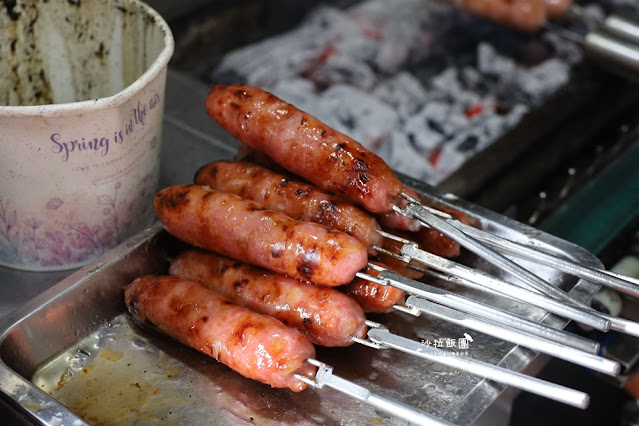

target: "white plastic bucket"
[0,0,174,270]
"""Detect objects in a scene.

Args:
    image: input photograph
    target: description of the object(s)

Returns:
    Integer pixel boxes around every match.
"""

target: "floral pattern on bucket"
[0,174,155,269]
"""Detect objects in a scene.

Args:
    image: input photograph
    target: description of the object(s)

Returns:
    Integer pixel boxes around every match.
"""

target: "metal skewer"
[394,193,602,312]
[401,296,618,376]
[357,268,618,376]
[554,3,639,81]
[569,4,639,46]
[374,231,610,332]
[393,195,639,340]
[419,208,639,338]
[360,265,599,355]
[415,267,599,354]
[401,243,609,330]
[440,218,639,298]
[295,358,451,426]
[364,323,590,409]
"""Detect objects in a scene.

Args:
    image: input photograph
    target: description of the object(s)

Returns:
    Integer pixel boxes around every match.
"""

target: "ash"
[210,0,617,185]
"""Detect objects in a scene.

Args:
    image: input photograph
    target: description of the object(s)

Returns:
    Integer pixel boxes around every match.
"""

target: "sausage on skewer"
[170,249,368,347]
[154,184,368,287]
[205,84,404,214]
[125,275,317,392]
[445,0,548,32]
[341,263,406,314]
[195,161,384,253]
[545,0,572,19]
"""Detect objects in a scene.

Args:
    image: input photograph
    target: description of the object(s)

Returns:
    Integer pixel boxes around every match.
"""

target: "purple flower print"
[0,197,22,263]
[46,197,64,210]
[20,217,45,262]
[98,182,128,244]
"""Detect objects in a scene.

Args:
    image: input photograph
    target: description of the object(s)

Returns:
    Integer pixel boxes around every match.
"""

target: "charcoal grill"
[2,0,639,425]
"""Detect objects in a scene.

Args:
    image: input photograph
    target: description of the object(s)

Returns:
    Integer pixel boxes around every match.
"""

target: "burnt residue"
[316,200,338,219]
[232,321,262,343]
[234,88,250,99]
[233,278,249,290]
[3,0,19,20]
[155,186,191,210]
[352,158,371,183]
[296,264,313,280]
[95,42,105,58]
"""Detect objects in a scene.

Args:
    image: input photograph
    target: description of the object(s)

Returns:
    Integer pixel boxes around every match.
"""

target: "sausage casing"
[195,160,384,253]
[205,84,404,213]
[342,264,405,314]
[170,249,368,347]
[545,0,572,19]
[124,275,317,392]
[154,184,368,287]
[447,0,547,32]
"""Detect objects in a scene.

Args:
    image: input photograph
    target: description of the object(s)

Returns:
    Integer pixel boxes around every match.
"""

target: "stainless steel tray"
[0,178,602,425]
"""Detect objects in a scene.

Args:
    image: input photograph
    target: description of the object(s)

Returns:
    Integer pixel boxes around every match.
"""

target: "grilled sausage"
[205,84,404,213]
[414,205,472,258]
[170,249,368,347]
[154,185,368,287]
[545,0,572,19]
[124,275,317,392]
[195,161,384,253]
[342,263,405,314]
[377,187,421,232]
[447,0,547,32]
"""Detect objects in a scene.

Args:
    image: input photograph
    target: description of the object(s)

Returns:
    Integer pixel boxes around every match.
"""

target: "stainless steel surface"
[0,162,603,425]
[296,358,453,426]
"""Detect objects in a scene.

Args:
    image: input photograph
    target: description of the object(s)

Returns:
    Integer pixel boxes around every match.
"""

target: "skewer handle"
[366,328,590,409]
[602,15,639,46]
[418,268,600,354]
[296,359,452,426]
[448,217,639,298]
[405,297,619,376]
[584,30,639,82]
[396,196,594,311]
[364,269,601,353]
[400,244,610,331]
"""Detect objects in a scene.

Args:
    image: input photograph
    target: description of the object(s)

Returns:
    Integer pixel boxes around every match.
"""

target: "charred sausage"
[342,264,406,314]
[124,275,317,392]
[195,161,384,253]
[154,184,368,287]
[205,84,404,213]
[170,249,368,347]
